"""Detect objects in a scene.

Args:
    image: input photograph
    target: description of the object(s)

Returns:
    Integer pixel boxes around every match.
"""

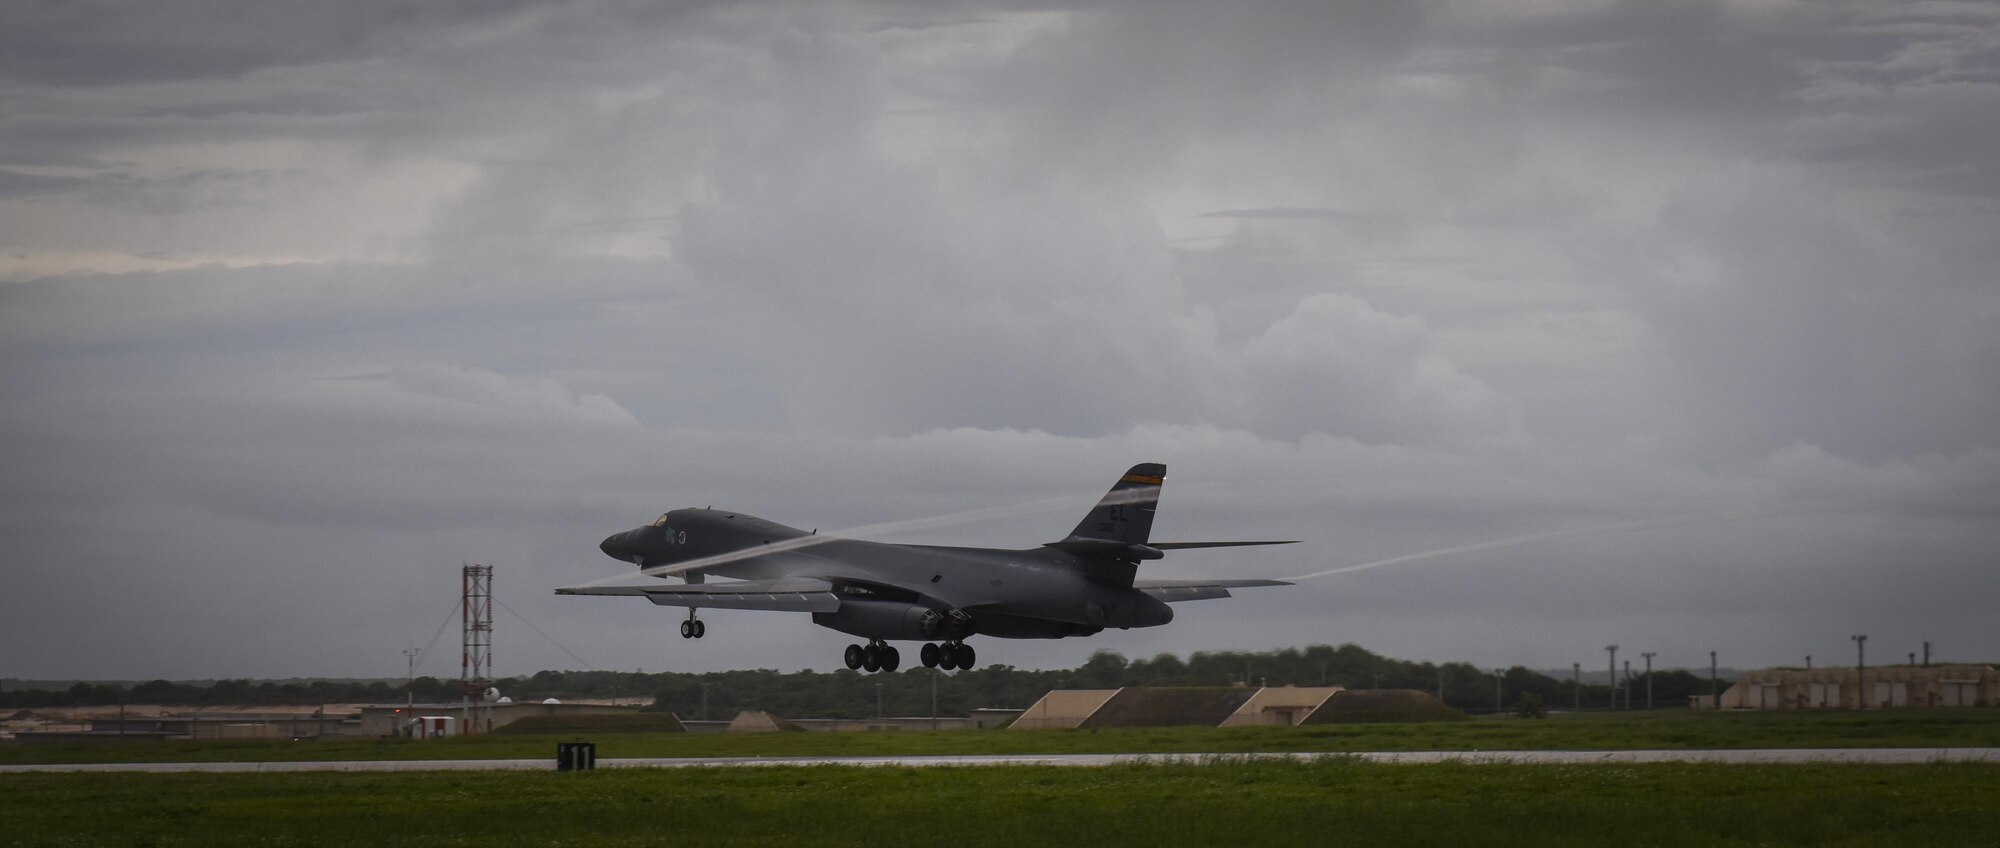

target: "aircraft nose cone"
[600,533,626,559]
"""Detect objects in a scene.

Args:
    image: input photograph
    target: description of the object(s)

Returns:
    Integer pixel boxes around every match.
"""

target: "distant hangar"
[1720,664,1997,710]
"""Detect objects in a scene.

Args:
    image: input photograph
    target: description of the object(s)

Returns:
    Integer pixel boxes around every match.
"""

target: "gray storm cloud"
[1,0,1996,680]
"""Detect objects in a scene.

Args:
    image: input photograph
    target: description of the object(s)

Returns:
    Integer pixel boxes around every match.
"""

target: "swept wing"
[556,577,839,612]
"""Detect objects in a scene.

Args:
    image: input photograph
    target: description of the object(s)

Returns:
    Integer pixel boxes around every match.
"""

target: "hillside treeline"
[1,644,1726,717]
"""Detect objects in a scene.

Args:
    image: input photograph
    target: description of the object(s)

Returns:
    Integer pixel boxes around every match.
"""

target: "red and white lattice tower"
[461,562,493,702]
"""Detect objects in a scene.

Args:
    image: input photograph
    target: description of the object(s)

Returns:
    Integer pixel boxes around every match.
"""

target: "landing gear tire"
[691,620,705,639]
[844,643,865,670]
[920,642,942,669]
[937,641,974,670]
[879,645,900,673]
[679,620,693,639]
[862,643,882,673]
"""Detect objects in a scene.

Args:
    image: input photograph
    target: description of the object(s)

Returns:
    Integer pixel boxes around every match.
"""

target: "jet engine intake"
[917,607,978,640]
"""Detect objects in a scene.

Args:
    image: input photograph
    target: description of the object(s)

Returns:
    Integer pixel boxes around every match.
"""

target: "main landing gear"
[843,640,976,673]
[678,609,706,639]
[920,641,974,671]
[844,641,900,673]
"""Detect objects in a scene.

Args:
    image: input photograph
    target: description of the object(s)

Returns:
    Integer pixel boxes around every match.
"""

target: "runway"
[4,748,1997,773]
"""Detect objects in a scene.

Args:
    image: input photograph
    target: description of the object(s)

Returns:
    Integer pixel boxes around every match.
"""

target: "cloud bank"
[2,0,1996,679]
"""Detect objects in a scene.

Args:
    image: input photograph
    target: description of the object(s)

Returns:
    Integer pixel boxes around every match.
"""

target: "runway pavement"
[4,748,1997,773]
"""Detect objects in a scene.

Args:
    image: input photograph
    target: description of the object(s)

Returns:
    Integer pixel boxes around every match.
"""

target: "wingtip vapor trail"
[1283,513,1718,582]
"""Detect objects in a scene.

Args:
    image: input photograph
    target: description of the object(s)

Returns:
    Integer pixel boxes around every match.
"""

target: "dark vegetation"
[0,643,1725,718]
[5,760,1998,847]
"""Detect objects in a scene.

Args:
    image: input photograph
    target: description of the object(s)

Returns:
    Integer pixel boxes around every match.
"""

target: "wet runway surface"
[5,748,1997,773]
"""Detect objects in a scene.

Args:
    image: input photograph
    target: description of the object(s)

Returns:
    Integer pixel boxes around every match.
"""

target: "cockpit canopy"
[650,514,671,527]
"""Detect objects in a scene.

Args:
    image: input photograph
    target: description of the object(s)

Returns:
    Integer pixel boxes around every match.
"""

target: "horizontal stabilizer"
[1134,577,1291,603]
[1043,537,1165,559]
[1150,540,1300,550]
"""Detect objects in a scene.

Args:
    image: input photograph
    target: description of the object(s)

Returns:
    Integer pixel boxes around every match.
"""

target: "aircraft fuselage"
[599,507,1174,639]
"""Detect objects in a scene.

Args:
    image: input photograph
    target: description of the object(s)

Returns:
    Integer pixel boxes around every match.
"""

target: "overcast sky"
[3,0,1997,683]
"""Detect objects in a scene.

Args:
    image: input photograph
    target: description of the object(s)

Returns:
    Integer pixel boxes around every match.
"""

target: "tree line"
[2,644,1730,718]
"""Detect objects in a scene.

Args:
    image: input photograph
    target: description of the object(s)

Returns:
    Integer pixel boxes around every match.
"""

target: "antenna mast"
[461,562,494,731]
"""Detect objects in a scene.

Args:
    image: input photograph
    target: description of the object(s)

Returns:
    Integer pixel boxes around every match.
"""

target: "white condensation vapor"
[1283,513,1721,582]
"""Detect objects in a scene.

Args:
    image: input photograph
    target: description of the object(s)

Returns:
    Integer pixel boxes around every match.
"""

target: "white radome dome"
[542,698,561,705]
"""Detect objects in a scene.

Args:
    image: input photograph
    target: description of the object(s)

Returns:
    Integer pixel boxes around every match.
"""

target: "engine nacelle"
[916,607,977,640]
[813,600,976,642]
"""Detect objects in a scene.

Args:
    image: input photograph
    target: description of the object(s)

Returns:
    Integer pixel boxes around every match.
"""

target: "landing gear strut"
[678,609,706,639]
[920,641,974,671]
[844,640,899,673]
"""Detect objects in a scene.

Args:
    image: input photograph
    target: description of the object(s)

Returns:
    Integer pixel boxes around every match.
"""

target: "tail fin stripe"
[1061,462,1165,547]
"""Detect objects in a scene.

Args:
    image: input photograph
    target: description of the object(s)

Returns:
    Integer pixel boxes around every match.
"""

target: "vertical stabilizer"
[1060,463,1165,547]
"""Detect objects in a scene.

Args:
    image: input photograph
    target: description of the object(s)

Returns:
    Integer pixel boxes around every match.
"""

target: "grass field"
[4,758,1997,847]
[6,708,2000,766]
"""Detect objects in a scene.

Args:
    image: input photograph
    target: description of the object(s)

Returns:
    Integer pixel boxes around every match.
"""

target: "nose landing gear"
[678,609,706,639]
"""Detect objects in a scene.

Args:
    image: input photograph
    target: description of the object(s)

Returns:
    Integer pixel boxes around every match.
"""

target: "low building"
[15,711,360,743]
[1011,689,1121,730]
[1219,687,1343,727]
[1015,686,1368,730]
[1296,689,1463,723]
[1719,664,1998,710]
[726,710,802,733]
[354,700,639,736]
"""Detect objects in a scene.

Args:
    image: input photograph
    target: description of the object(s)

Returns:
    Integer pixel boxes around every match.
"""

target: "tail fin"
[1055,463,1164,550]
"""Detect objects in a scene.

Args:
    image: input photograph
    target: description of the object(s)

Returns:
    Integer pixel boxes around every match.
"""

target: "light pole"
[876,682,884,719]
[1623,660,1632,710]
[1852,634,1868,709]
[1641,652,1656,710]
[1709,651,1718,708]
[1493,669,1505,714]
[1572,662,1581,710]
[1606,645,1619,711]
[1805,655,1811,670]
[402,648,419,735]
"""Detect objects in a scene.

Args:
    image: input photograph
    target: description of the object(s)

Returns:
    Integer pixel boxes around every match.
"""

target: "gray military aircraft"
[558,464,1293,672]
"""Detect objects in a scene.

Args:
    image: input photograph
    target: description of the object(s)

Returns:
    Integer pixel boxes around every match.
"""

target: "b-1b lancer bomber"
[559,464,1294,672]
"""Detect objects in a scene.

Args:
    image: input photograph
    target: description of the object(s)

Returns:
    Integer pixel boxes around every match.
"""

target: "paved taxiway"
[4,748,1997,773]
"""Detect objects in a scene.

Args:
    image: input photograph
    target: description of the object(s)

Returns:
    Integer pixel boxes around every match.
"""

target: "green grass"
[490,712,687,734]
[6,708,2000,766]
[4,759,1997,847]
